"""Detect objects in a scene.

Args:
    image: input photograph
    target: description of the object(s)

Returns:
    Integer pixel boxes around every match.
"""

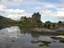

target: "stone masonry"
[21,12,41,23]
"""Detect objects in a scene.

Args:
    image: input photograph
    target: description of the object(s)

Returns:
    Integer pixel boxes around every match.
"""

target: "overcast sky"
[0,0,64,22]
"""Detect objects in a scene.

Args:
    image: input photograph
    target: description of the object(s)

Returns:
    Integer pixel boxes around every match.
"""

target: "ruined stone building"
[21,17,32,22]
[21,12,41,23]
[21,16,27,22]
[21,12,64,28]
[32,12,41,23]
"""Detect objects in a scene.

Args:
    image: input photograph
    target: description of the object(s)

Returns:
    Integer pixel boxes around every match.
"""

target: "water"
[0,26,64,48]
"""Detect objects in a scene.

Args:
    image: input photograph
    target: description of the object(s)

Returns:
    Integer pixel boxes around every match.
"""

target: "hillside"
[0,15,14,22]
[0,15,16,29]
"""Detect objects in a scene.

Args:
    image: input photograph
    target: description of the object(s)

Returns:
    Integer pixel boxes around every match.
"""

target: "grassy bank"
[58,32,64,34]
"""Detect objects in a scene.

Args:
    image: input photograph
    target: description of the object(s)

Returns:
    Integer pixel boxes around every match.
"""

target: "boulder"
[50,37,63,40]
[60,39,64,43]
[32,28,56,33]
[55,27,64,32]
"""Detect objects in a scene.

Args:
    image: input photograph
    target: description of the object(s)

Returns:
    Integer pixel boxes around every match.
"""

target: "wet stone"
[60,39,64,43]
[39,44,44,47]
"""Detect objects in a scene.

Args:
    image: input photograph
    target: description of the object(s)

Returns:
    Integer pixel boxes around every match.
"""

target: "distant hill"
[0,15,14,22]
[0,15,16,29]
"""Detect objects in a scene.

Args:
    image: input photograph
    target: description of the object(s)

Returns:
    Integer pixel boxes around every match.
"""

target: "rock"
[32,28,56,33]
[12,40,16,42]
[0,38,2,40]
[60,39,64,43]
[39,44,44,47]
[53,41,56,43]
[17,35,23,37]
[38,41,51,47]
[31,40,51,47]
[55,27,64,32]
[56,36,64,38]
[31,41,38,43]
[50,37,63,40]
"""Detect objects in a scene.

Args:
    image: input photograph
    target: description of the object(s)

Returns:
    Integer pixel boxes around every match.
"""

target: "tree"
[45,21,51,23]
[58,21,62,24]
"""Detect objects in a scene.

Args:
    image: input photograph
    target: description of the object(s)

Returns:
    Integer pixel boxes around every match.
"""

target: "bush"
[45,21,51,23]
[58,21,62,24]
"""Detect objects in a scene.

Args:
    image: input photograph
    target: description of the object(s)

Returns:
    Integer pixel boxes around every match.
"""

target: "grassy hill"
[0,15,17,28]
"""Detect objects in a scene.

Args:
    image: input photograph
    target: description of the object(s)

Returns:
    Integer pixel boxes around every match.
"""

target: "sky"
[0,0,64,22]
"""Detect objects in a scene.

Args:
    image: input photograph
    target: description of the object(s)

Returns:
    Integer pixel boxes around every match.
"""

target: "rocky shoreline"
[31,27,64,34]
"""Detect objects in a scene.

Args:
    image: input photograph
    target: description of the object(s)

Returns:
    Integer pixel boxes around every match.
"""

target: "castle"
[21,12,41,23]
[21,12,64,29]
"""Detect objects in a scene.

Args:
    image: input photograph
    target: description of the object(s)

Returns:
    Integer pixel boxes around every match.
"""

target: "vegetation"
[45,21,51,23]
[21,22,41,25]
[58,32,64,34]
[58,21,62,24]
[0,15,17,27]
[0,15,42,28]
[0,15,64,30]
[62,21,64,23]
[37,20,42,23]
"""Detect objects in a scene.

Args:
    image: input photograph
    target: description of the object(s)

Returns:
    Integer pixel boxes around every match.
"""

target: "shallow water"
[0,26,64,48]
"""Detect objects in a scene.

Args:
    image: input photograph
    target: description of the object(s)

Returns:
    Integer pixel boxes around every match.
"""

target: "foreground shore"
[30,27,64,35]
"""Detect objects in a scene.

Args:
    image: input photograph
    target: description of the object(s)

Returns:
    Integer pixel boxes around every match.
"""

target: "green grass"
[21,22,39,25]
[0,15,42,28]
[58,32,64,34]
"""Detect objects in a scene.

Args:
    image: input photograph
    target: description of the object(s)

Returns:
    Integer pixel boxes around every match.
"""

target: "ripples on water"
[0,26,64,48]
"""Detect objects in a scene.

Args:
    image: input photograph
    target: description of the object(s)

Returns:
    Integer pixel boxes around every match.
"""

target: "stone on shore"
[60,39,64,43]
[55,27,64,32]
[32,28,56,33]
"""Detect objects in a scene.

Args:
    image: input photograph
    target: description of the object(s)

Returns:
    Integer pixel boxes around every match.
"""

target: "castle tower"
[21,16,27,22]
[32,12,41,23]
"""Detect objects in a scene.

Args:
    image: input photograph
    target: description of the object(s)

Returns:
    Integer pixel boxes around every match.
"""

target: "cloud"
[0,5,25,14]
[44,4,56,8]
[24,6,30,8]
[7,13,32,21]
[59,0,64,7]
[0,5,6,9]
[0,0,24,6]
[0,0,23,2]
[40,8,64,19]
[0,0,46,7]
[0,0,59,9]
[57,8,64,11]
[0,0,64,21]
[40,10,52,17]
[7,14,22,21]
[13,0,23,2]
[40,10,52,14]
[52,11,64,19]
[1,0,8,2]
[7,9,25,14]
[0,5,31,21]
[35,7,41,9]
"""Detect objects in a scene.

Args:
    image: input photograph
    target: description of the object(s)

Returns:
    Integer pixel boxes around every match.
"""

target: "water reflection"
[0,26,64,48]
[0,26,23,38]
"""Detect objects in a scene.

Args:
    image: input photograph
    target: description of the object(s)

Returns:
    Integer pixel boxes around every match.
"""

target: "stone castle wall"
[32,12,41,23]
[21,12,41,23]
[21,12,64,29]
